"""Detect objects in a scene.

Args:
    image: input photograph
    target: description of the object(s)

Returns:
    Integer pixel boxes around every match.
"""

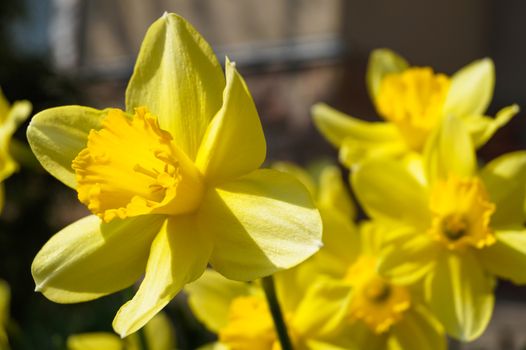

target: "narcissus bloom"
[312,49,518,167]
[27,13,322,337]
[185,268,348,350]
[67,313,175,350]
[0,280,10,350]
[352,115,526,341]
[275,164,445,350]
[0,89,31,211]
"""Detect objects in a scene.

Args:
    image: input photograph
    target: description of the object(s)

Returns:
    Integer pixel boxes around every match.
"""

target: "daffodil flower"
[312,48,518,167]
[185,268,350,350]
[0,89,31,211]
[275,163,445,350]
[352,114,526,341]
[67,312,175,350]
[27,13,322,337]
[0,280,10,350]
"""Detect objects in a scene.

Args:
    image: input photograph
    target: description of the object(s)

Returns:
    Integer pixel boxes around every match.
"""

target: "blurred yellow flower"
[27,13,322,337]
[67,312,175,350]
[0,89,31,211]
[312,48,518,167]
[185,269,349,350]
[352,115,526,341]
[0,280,10,350]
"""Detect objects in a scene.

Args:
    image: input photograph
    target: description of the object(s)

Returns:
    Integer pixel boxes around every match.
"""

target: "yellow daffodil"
[0,89,31,211]
[0,280,10,350]
[185,268,349,350]
[27,13,322,337]
[67,312,175,350]
[275,163,445,350]
[352,114,526,341]
[312,48,518,167]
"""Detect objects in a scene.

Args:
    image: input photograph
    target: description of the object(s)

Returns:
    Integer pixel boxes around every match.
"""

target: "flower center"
[72,107,204,222]
[219,295,297,350]
[428,175,496,250]
[345,256,411,334]
[376,67,450,151]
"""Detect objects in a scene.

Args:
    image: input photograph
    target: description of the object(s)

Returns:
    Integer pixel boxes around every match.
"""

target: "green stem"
[262,275,294,350]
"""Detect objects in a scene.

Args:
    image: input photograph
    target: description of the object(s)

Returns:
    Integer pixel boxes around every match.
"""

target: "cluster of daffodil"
[0,9,522,350]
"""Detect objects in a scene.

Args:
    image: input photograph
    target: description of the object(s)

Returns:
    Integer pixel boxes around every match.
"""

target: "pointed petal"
[272,162,317,197]
[366,49,409,102]
[425,250,495,341]
[67,333,123,350]
[113,215,212,337]
[352,159,430,228]
[424,115,476,183]
[444,58,495,117]
[125,13,225,160]
[27,106,107,188]
[480,151,526,228]
[32,215,164,303]
[311,103,400,148]
[185,269,250,333]
[466,105,519,148]
[196,59,265,183]
[0,100,31,180]
[390,305,446,350]
[479,230,526,284]
[201,169,322,281]
[318,165,355,220]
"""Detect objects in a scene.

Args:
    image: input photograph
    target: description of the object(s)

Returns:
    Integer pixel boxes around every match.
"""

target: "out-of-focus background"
[1,0,526,349]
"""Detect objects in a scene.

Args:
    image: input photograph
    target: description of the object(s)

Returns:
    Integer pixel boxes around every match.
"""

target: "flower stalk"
[262,275,294,350]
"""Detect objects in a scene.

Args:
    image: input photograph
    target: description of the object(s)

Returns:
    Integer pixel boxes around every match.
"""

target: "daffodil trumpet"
[27,13,322,337]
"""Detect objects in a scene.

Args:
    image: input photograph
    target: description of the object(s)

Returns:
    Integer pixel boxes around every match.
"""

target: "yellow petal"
[390,305,446,350]
[311,103,400,148]
[0,280,9,326]
[196,59,265,183]
[345,321,387,350]
[0,100,31,182]
[32,215,163,303]
[366,49,409,102]
[444,58,494,117]
[144,312,177,350]
[201,169,322,281]
[125,13,225,160]
[465,104,519,148]
[318,165,355,220]
[292,279,351,338]
[113,215,212,337]
[271,162,317,198]
[424,115,476,184]
[480,151,526,228]
[425,249,495,341]
[67,333,123,350]
[478,230,526,284]
[27,106,107,188]
[352,159,430,228]
[185,269,250,333]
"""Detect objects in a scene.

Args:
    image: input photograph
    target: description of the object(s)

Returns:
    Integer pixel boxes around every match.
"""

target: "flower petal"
[201,169,322,281]
[390,305,446,350]
[444,58,494,117]
[113,215,212,337]
[272,162,317,197]
[196,59,265,183]
[425,249,495,341]
[27,106,107,188]
[125,13,225,160]
[465,104,519,148]
[424,115,476,183]
[480,151,526,228]
[311,103,401,148]
[0,100,31,180]
[144,312,177,350]
[352,159,430,228]
[318,165,355,220]
[366,49,409,102]
[0,280,9,326]
[478,230,526,284]
[67,333,123,350]
[185,269,250,333]
[32,215,164,303]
